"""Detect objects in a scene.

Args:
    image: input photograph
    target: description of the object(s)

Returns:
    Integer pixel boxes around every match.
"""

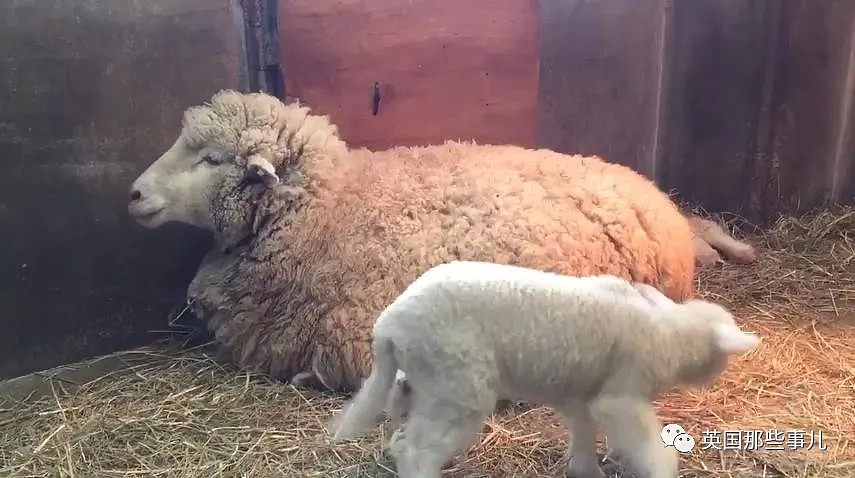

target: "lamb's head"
[668,299,761,386]
[128,89,346,248]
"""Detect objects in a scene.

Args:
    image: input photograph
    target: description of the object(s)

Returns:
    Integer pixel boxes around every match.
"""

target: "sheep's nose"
[129,189,142,201]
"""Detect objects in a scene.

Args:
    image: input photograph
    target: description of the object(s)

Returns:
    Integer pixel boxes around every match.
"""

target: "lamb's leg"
[390,398,487,478]
[588,396,678,478]
[387,370,413,433]
[564,403,605,478]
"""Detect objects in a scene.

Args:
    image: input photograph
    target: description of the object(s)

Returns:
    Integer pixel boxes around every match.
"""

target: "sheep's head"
[128,89,345,249]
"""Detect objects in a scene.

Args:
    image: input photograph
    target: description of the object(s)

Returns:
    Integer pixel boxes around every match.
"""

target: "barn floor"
[2,207,855,477]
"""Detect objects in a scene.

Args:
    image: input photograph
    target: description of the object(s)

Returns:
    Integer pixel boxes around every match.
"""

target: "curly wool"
[182,90,696,392]
[180,90,346,182]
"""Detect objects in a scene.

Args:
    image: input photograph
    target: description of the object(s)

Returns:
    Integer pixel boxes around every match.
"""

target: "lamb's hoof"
[597,452,625,476]
[495,399,531,412]
[388,426,405,448]
[566,464,605,478]
[567,451,617,478]
[387,428,456,471]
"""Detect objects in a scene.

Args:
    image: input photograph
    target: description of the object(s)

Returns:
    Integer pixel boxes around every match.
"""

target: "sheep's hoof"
[290,371,325,389]
[213,346,233,365]
[723,244,756,264]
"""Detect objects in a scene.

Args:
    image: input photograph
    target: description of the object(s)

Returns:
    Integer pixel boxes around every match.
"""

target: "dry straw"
[2,207,855,477]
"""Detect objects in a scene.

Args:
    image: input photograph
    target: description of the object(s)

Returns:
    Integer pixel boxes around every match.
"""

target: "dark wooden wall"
[0,0,246,379]
[277,0,855,224]
[538,0,668,176]
[658,0,778,217]
[756,0,855,218]
[541,0,855,222]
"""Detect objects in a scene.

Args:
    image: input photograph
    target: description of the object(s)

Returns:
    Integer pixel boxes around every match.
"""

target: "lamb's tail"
[328,337,398,441]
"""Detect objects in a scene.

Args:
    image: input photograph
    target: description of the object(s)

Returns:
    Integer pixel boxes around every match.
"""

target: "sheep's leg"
[289,371,326,389]
[693,235,723,266]
[589,396,678,478]
[564,403,605,478]
[390,398,486,478]
[688,216,755,264]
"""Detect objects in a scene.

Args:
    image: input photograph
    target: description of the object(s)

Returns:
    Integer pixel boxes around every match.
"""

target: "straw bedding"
[2,206,855,477]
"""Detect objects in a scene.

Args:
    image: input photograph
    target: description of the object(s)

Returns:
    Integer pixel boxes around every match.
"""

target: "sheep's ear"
[714,323,760,355]
[246,154,280,187]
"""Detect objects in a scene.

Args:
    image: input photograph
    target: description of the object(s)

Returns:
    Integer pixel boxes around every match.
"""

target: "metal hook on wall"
[371,82,381,116]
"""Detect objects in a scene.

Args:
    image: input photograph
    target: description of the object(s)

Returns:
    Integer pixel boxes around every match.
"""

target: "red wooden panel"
[277,0,539,149]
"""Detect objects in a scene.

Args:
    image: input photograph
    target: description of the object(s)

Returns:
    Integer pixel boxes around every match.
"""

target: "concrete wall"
[0,0,247,379]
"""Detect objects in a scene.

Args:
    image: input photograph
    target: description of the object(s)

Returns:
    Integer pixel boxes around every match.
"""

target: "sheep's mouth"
[128,206,164,225]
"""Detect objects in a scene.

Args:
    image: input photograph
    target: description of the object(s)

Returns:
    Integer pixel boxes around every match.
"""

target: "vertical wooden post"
[241,0,284,97]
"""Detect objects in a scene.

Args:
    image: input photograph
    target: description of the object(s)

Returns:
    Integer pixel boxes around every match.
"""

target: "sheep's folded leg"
[290,371,326,389]
[693,236,724,266]
[688,216,756,264]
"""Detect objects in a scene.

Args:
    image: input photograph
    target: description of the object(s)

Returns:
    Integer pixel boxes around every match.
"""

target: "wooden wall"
[277,0,540,149]
[537,0,668,175]
[0,0,244,379]
[277,0,855,225]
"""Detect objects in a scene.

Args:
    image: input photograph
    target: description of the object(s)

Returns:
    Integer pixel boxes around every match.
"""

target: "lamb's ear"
[633,282,676,308]
[714,323,760,355]
[246,154,280,187]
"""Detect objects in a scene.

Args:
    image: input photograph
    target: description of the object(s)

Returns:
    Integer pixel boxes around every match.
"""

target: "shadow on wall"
[0,0,245,379]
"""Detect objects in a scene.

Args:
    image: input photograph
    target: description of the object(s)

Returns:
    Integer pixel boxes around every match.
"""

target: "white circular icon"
[660,423,686,446]
[673,432,696,453]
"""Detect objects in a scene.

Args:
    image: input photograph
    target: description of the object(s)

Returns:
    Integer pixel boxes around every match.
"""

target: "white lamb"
[328,261,760,478]
[383,278,680,434]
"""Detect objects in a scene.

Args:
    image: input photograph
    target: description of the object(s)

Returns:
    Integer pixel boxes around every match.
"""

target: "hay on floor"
[3,207,855,477]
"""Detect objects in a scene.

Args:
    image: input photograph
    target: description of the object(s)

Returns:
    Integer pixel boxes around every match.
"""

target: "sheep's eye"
[199,153,220,166]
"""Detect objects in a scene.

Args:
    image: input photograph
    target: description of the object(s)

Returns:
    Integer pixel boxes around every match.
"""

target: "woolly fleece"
[144,90,696,392]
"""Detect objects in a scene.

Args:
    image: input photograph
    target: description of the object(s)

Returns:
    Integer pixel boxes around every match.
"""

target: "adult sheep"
[127,89,695,392]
